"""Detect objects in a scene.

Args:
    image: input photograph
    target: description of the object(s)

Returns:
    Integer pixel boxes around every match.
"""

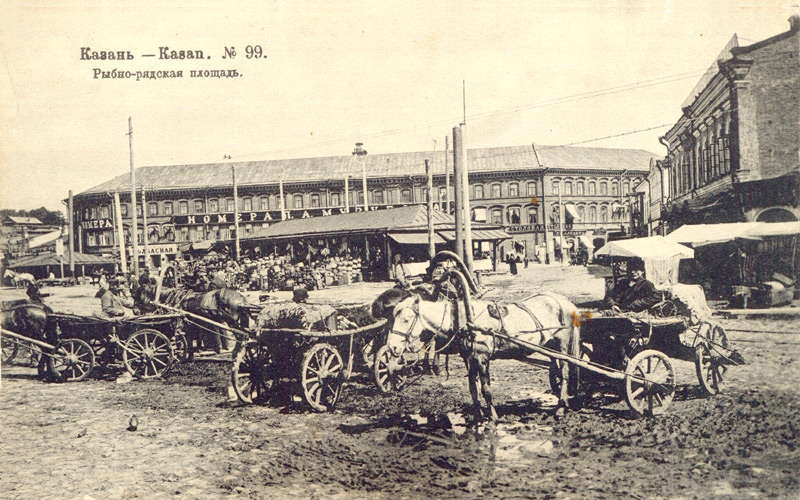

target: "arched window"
[611,181,618,196]
[474,185,484,199]
[600,206,608,222]
[242,197,253,212]
[564,181,573,195]
[293,194,304,208]
[259,196,269,210]
[401,189,412,203]
[507,207,521,224]
[576,181,584,195]
[209,199,219,212]
[330,192,341,206]
[148,202,158,216]
[589,205,597,221]
[310,193,320,208]
[588,182,596,195]
[491,183,501,198]
[439,187,447,200]
[509,182,519,197]
[599,182,608,195]
[491,208,503,224]
[527,206,538,224]
[552,180,560,195]
[372,190,384,204]
[226,198,235,212]
[527,182,537,196]
[577,205,585,221]
[623,181,630,194]
[194,200,205,213]
[163,202,173,215]
[178,201,189,215]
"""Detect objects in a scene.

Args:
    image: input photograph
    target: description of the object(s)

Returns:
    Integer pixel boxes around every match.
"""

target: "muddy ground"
[1,265,798,499]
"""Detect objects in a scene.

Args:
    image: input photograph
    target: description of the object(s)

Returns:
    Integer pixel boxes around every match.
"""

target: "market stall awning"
[595,236,694,259]
[389,232,446,245]
[8,250,115,268]
[666,222,800,246]
[438,229,510,241]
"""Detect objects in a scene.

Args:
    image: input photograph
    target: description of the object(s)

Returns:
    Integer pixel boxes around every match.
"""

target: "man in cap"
[99,276,134,318]
[605,259,660,313]
[292,285,309,303]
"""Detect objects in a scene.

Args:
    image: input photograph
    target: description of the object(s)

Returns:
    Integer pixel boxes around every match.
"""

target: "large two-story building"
[72,144,652,268]
[638,16,800,234]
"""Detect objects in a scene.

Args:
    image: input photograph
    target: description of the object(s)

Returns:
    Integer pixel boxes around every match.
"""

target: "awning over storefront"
[596,236,694,259]
[389,232,446,245]
[666,222,800,246]
[8,250,115,268]
[438,229,510,241]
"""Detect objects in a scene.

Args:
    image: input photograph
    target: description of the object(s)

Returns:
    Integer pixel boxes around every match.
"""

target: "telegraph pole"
[459,125,473,273]
[444,136,450,214]
[141,186,150,269]
[232,166,241,260]
[68,190,75,275]
[113,191,127,273]
[425,159,435,259]
[452,127,463,261]
[128,117,139,275]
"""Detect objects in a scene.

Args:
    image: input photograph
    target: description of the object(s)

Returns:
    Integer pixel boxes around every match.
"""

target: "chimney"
[790,14,800,32]
[352,142,367,156]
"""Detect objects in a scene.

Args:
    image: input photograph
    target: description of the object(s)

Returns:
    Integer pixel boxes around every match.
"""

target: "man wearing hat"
[292,285,309,303]
[98,276,134,318]
[605,259,660,313]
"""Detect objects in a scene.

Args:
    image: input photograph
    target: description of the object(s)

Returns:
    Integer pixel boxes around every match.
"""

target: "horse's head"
[4,269,14,278]
[385,295,427,356]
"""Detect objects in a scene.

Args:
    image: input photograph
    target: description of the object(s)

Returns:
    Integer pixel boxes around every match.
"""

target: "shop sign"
[127,243,178,256]
[81,218,113,230]
[171,204,399,226]
[506,223,574,233]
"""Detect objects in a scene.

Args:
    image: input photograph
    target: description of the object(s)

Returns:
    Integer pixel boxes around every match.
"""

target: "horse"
[4,269,36,288]
[1,302,53,366]
[135,279,253,357]
[375,280,581,423]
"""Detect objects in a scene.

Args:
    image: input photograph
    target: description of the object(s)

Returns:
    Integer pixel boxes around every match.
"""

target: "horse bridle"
[390,296,458,356]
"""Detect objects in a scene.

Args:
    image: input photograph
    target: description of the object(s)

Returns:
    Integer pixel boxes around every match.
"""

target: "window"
[578,206,585,221]
[507,207,521,224]
[589,206,597,221]
[226,198,235,212]
[178,201,189,215]
[372,190,383,204]
[243,197,253,211]
[330,192,341,206]
[120,204,128,217]
[148,203,158,216]
[188,227,198,242]
[401,189,412,203]
[576,182,584,195]
[136,205,143,217]
[623,182,630,194]
[611,182,618,196]
[100,206,110,218]
[491,184,501,198]
[90,207,98,219]
[599,182,608,195]
[310,193,320,208]
[564,181,573,195]
[472,207,487,222]
[552,181,559,195]
[527,182,537,196]
[194,200,205,213]
[600,206,608,222]
[351,190,363,205]
[527,206,538,224]
[422,188,429,202]
[491,208,503,224]
[293,194,304,209]
[474,185,484,199]
[98,231,112,246]
[163,202,173,215]
[259,196,269,210]
[588,182,596,195]
[209,199,219,212]
[87,232,97,247]
[509,182,519,197]
[386,189,395,204]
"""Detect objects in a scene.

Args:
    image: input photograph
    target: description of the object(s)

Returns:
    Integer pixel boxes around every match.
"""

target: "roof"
[681,34,739,109]
[4,216,43,225]
[27,229,64,249]
[8,249,115,268]
[666,222,800,246]
[78,145,656,195]
[244,205,507,240]
[596,236,694,259]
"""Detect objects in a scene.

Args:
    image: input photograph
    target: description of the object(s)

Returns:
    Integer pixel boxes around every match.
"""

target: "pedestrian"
[508,251,518,276]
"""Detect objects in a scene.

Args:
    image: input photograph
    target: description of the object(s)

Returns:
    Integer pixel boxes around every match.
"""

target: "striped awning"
[437,229,510,241]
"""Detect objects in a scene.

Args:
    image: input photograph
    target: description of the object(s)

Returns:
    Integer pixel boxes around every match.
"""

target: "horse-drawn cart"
[230,315,386,412]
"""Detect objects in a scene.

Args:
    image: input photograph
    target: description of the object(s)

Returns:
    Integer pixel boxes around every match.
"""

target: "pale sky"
[0,0,797,212]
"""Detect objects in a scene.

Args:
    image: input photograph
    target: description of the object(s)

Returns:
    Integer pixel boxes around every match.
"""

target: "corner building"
[73,145,652,268]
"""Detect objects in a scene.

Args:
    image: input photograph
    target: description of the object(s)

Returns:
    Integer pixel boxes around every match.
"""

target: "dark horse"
[135,280,252,357]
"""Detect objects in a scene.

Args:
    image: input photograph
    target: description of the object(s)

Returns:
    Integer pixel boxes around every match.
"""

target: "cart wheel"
[231,341,277,404]
[624,349,675,417]
[2,336,19,364]
[695,325,729,396]
[373,344,409,393]
[123,329,174,379]
[301,343,344,412]
[48,338,96,382]
[172,333,190,363]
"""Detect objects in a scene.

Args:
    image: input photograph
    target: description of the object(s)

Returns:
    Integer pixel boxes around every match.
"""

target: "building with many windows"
[641,16,800,234]
[72,144,652,267]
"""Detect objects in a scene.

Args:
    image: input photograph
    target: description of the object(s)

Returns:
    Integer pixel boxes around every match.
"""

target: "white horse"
[4,269,35,288]
[384,290,581,422]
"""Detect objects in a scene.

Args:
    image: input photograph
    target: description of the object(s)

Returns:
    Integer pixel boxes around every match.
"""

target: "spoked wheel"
[123,329,174,379]
[2,336,19,364]
[624,349,675,417]
[231,341,277,404]
[48,338,96,382]
[373,344,410,393]
[301,343,344,412]
[695,324,730,396]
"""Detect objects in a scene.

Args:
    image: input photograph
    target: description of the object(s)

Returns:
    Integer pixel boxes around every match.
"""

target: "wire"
[563,123,675,146]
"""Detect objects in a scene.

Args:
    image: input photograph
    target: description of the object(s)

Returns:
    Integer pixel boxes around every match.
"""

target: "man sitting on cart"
[604,259,660,313]
[98,277,135,319]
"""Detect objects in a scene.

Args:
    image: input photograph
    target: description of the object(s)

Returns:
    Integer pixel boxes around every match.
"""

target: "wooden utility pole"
[459,125,473,273]
[113,191,127,273]
[279,178,287,220]
[68,190,75,275]
[141,186,150,268]
[128,117,139,275]
[425,159,435,260]
[232,166,241,260]
[361,162,368,211]
[344,176,350,212]
[444,136,450,214]
[452,126,463,261]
